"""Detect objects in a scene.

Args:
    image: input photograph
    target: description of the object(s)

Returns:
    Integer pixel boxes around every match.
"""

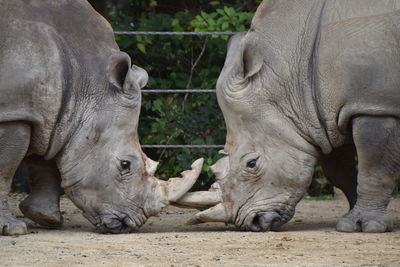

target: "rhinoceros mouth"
[98,217,138,234]
[83,212,143,234]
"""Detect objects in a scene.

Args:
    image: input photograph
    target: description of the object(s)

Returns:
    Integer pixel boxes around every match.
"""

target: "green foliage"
[111,7,253,190]
[303,194,334,201]
[191,7,254,39]
[307,165,334,197]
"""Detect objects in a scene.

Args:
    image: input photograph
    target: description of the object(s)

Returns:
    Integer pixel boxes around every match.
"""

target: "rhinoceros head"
[56,50,203,233]
[181,32,319,231]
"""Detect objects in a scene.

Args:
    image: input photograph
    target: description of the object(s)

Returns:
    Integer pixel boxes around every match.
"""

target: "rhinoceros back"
[323,0,400,24]
[249,0,400,151]
[0,0,118,157]
[317,1,400,147]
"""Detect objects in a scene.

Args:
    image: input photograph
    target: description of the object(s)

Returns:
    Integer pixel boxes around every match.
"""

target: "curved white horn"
[145,158,159,176]
[210,157,229,179]
[187,203,230,225]
[160,158,204,202]
[173,191,222,209]
[173,182,222,209]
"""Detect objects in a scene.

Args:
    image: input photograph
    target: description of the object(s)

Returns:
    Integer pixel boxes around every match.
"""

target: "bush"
[111,5,254,190]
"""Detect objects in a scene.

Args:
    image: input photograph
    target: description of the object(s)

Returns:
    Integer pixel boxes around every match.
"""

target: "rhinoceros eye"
[120,160,131,174]
[246,159,258,169]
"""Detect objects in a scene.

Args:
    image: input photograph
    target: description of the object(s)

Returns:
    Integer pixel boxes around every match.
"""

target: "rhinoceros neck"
[43,49,89,160]
[44,46,113,160]
[254,0,333,154]
[38,2,117,159]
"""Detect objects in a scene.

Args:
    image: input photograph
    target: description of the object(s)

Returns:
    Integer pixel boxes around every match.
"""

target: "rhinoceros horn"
[173,182,223,209]
[186,203,230,225]
[145,157,159,176]
[174,157,233,224]
[158,158,205,202]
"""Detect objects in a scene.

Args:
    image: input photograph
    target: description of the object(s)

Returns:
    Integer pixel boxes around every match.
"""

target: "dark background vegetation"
[84,0,333,196]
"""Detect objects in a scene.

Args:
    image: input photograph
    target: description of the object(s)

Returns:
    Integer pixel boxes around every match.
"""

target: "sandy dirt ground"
[1,194,399,267]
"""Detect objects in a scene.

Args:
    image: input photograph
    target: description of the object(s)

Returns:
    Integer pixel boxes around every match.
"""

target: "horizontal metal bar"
[142,89,216,93]
[114,31,238,36]
[141,145,224,149]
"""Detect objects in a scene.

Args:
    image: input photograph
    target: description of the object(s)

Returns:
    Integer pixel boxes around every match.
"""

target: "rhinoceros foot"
[336,208,393,233]
[0,212,27,236]
[19,194,63,228]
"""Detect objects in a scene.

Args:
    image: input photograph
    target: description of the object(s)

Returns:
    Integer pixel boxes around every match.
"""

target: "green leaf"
[216,9,225,16]
[137,43,146,54]
[224,6,235,17]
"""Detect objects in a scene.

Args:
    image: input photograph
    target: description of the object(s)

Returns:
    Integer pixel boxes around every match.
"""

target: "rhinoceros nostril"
[94,213,142,234]
[250,212,282,232]
[123,217,139,232]
[250,214,269,232]
[114,219,131,234]
[271,216,282,228]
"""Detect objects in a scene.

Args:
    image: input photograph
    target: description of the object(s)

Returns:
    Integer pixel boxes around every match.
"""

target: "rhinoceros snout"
[248,211,282,232]
[97,216,139,234]
[83,212,140,234]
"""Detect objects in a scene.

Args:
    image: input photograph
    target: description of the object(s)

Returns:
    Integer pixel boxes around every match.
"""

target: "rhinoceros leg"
[0,122,30,236]
[336,117,399,233]
[321,145,358,209]
[19,156,63,227]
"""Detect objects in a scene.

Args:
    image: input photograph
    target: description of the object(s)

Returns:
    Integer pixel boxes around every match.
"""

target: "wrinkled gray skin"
[185,0,400,233]
[0,0,203,236]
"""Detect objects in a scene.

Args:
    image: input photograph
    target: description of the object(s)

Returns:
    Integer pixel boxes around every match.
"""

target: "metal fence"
[117,31,236,149]
[115,31,237,36]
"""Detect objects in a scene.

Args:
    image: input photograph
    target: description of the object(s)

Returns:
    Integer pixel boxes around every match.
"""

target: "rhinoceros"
[182,0,400,233]
[0,0,203,236]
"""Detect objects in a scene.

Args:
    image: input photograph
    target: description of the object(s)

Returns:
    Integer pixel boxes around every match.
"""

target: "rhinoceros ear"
[108,52,148,96]
[241,38,263,79]
[129,64,148,89]
[108,52,131,89]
